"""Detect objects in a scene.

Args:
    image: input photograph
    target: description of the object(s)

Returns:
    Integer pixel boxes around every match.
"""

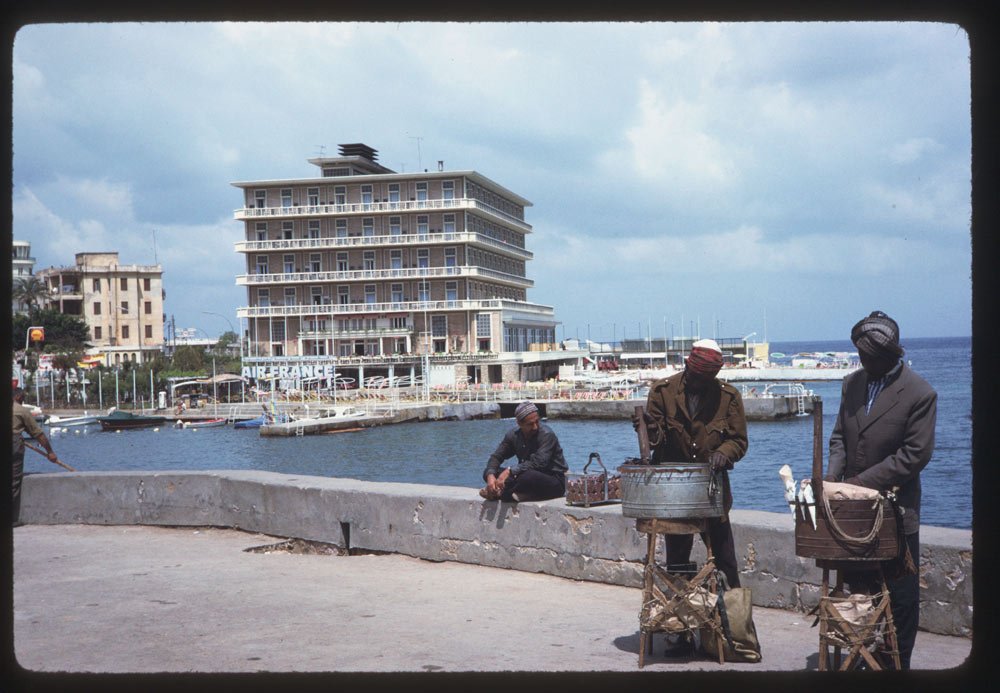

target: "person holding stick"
[11,386,62,527]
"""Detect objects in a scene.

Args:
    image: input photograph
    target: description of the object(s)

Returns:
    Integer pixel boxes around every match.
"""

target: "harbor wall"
[20,470,972,638]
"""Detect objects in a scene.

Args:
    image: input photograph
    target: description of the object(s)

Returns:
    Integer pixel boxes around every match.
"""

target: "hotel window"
[144,301,152,315]
[443,214,456,234]
[362,218,374,237]
[364,284,377,304]
[258,288,270,307]
[442,180,454,201]
[256,255,269,274]
[476,314,491,337]
[271,322,285,341]
[416,182,428,205]
[120,277,128,290]
[311,286,323,306]
[309,253,321,272]
[94,326,102,340]
[336,219,348,237]
[389,249,402,270]
[282,221,294,240]
[431,315,447,337]
[145,325,153,339]
[445,281,458,302]
[361,184,373,205]
[281,188,292,208]
[283,254,295,273]
[389,216,401,235]
[144,278,151,291]
[308,220,321,239]
[122,325,130,340]
[363,251,376,271]
[444,247,457,268]
[390,283,404,302]
[256,222,267,241]
[417,248,429,268]
[338,286,349,305]
[336,252,349,271]
[307,187,319,206]
[418,280,430,302]
[388,183,400,203]
[93,301,102,315]
[254,190,266,208]
[284,287,296,305]
[334,186,346,205]
[417,215,429,237]
[391,316,408,329]
[93,278,101,292]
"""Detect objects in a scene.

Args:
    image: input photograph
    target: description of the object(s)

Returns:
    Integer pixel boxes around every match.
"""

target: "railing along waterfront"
[237,298,555,319]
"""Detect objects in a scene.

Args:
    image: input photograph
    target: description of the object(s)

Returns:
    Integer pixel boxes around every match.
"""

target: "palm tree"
[13,275,49,314]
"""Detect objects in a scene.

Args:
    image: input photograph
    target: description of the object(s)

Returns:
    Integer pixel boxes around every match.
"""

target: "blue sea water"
[30,336,972,530]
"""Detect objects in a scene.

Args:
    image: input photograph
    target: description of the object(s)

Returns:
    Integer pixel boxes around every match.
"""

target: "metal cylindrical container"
[618,463,723,519]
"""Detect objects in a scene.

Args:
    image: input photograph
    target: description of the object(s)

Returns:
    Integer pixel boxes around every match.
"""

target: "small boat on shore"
[233,415,266,429]
[97,410,169,431]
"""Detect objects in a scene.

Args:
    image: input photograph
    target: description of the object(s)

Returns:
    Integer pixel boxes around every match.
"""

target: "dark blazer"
[827,363,937,534]
[644,371,749,516]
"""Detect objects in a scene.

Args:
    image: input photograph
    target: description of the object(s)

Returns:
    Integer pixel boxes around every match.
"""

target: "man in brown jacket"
[826,311,937,670]
[637,339,749,575]
[11,387,59,526]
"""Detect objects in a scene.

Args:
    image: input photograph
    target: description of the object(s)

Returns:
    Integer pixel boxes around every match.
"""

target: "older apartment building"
[37,252,165,367]
[12,239,36,314]
[232,143,580,388]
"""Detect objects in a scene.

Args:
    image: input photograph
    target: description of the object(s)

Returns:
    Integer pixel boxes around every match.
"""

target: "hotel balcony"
[236,266,534,289]
[297,326,413,340]
[234,231,532,260]
[233,197,531,233]
[237,298,555,320]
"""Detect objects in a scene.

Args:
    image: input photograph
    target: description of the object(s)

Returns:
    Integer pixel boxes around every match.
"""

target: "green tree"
[171,345,206,372]
[12,309,91,352]
[12,275,48,313]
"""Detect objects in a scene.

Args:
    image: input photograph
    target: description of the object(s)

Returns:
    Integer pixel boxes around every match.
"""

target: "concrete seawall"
[21,470,972,638]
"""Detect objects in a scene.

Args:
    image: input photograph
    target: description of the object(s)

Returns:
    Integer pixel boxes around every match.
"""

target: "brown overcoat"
[643,371,749,516]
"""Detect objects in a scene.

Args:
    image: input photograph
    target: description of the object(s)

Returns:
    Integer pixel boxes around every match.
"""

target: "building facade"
[12,239,36,314]
[232,143,578,388]
[37,252,165,367]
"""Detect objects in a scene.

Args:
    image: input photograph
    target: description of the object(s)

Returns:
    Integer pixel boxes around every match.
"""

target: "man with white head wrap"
[480,400,567,502]
[826,311,937,670]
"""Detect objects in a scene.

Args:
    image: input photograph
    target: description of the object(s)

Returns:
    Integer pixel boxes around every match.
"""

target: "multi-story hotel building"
[12,239,36,314]
[37,252,165,367]
[232,143,581,388]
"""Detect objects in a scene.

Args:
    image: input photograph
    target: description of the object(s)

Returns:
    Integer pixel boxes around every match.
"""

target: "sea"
[29,336,972,531]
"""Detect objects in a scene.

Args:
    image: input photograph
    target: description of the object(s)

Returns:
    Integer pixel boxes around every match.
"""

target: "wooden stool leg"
[878,568,901,670]
[832,569,845,670]
[638,531,657,667]
[818,568,829,671]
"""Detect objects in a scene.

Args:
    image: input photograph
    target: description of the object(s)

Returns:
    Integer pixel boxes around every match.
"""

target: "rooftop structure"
[232,142,583,390]
[12,239,37,314]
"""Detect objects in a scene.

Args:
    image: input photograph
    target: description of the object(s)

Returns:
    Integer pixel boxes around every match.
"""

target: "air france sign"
[242,364,338,380]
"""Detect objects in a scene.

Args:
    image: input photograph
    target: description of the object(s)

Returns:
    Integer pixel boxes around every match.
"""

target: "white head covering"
[691,338,723,354]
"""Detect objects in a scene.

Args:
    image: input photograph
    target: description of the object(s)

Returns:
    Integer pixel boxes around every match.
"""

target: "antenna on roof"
[315,145,326,157]
[408,135,423,171]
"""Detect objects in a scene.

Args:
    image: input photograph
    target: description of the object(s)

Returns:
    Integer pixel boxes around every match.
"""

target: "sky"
[10,21,972,344]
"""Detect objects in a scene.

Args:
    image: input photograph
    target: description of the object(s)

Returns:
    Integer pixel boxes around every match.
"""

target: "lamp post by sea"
[203,311,244,403]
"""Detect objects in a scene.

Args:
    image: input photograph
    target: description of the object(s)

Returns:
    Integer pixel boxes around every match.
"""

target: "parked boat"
[46,412,100,428]
[182,418,227,429]
[233,415,266,429]
[97,410,169,431]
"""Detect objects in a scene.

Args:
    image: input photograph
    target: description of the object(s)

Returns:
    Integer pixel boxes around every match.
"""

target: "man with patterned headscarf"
[634,339,749,655]
[480,400,567,502]
[826,310,937,670]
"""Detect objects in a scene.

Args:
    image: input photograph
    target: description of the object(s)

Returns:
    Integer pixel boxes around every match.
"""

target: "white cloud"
[888,137,942,165]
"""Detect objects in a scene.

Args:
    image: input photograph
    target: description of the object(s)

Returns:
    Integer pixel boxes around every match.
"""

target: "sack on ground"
[700,585,762,663]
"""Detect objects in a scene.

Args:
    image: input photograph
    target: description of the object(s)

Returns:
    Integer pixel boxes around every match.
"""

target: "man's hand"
[631,411,654,432]
[496,468,511,491]
[46,451,59,464]
[708,451,730,472]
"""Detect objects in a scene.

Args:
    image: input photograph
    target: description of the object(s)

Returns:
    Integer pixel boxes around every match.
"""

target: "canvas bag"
[699,574,762,663]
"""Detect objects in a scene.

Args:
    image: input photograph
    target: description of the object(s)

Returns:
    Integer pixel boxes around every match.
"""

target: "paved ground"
[10,524,974,676]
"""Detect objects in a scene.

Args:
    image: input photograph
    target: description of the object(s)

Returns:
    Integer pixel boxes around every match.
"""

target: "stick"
[23,441,76,471]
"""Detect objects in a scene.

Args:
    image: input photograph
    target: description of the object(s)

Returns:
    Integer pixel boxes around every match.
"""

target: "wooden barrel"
[618,463,723,519]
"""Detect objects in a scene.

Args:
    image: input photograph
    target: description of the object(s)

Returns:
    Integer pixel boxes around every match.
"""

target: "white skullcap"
[691,338,722,354]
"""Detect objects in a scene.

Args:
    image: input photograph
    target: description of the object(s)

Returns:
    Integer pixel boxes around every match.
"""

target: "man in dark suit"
[826,311,937,670]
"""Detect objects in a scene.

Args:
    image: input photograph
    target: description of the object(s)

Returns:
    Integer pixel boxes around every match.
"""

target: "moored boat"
[182,418,227,428]
[97,410,169,431]
[46,412,100,427]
